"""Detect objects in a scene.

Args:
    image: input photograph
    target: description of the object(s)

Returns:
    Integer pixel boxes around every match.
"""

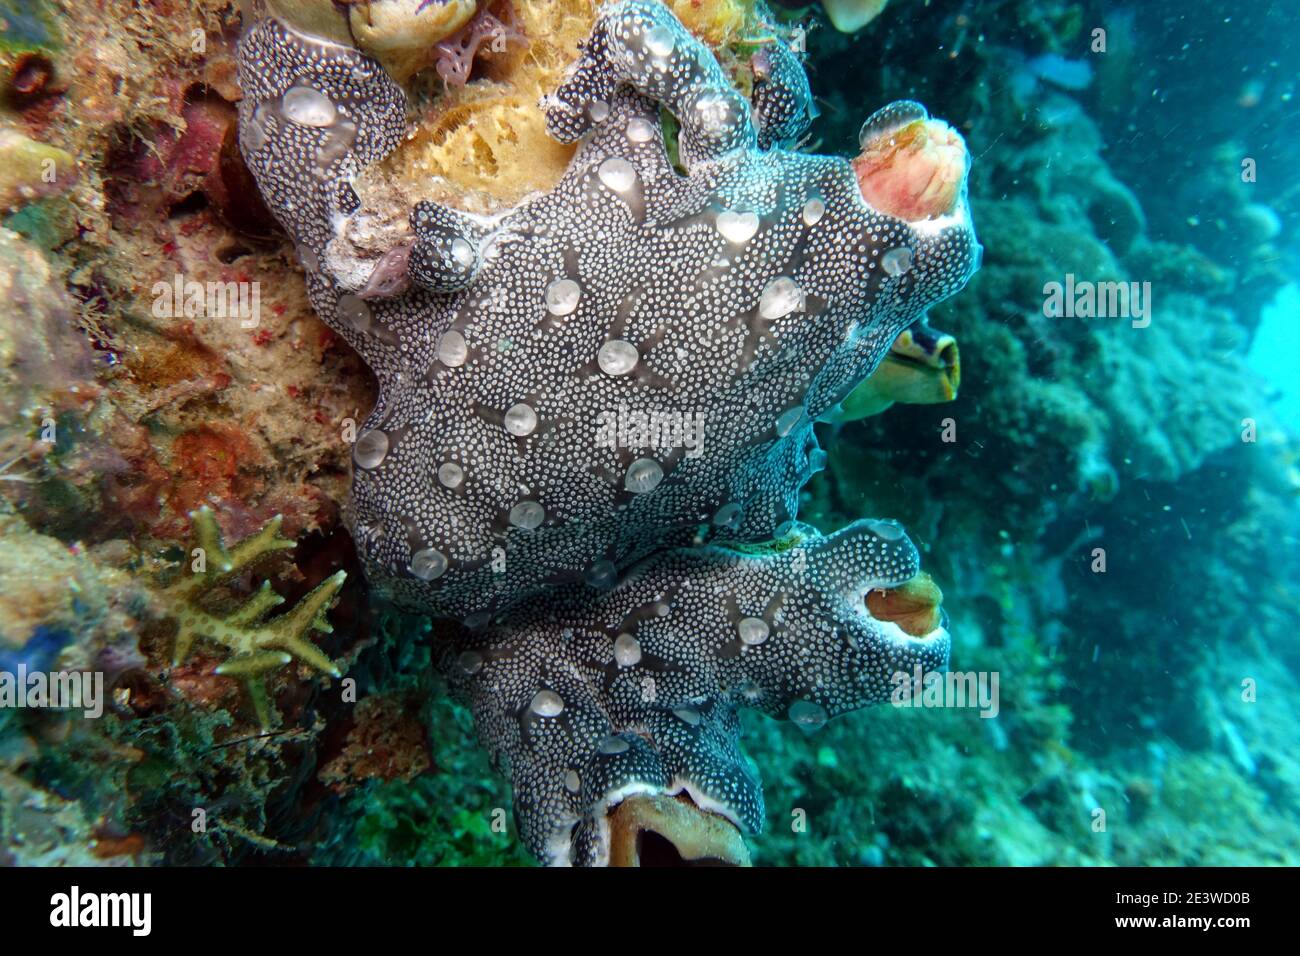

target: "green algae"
[0,0,60,52]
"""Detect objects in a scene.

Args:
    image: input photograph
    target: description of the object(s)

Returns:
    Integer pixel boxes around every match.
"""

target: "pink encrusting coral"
[434,0,527,87]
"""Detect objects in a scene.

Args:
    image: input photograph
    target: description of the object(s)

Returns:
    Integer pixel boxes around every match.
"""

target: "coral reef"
[0,0,1297,873]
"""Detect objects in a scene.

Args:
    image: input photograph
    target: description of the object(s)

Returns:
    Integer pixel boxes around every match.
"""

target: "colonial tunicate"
[237,0,977,868]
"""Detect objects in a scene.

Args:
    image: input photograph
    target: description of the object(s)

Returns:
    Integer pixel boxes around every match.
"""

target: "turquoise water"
[1250,285,1300,433]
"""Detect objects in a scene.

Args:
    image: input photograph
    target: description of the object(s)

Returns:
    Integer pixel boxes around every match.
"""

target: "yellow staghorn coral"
[164,506,345,729]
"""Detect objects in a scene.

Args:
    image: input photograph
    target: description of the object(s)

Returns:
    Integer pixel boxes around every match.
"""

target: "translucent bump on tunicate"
[588,100,610,122]
[564,770,582,793]
[788,699,828,734]
[450,237,475,269]
[410,547,448,581]
[599,735,630,755]
[738,617,769,646]
[353,429,389,469]
[673,706,701,726]
[243,107,269,153]
[457,651,483,675]
[758,276,804,320]
[337,294,371,333]
[715,209,760,244]
[643,24,675,57]
[585,560,617,589]
[624,457,663,494]
[597,339,639,376]
[597,157,637,192]
[776,406,805,438]
[509,500,545,530]
[626,116,656,143]
[545,278,581,316]
[504,403,538,437]
[613,633,642,667]
[437,330,467,367]
[530,690,564,717]
[315,119,356,171]
[882,247,914,276]
[694,92,731,134]
[437,462,464,489]
[802,197,826,225]
[867,518,906,541]
[281,85,337,127]
[713,502,743,527]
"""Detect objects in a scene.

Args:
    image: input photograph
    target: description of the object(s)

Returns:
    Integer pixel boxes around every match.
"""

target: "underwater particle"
[437,462,465,488]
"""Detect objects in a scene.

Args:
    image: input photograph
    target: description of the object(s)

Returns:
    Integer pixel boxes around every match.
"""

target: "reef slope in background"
[0,0,1297,865]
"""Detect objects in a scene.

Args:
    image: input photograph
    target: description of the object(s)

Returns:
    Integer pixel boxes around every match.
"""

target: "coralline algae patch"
[235,0,977,863]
